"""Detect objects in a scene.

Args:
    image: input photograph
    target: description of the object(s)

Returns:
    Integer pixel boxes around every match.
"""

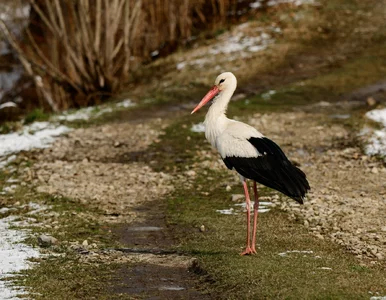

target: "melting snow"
[249,0,316,8]
[159,286,185,291]
[0,122,70,158]
[116,99,136,108]
[176,23,278,70]
[261,90,276,100]
[55,99,136,122]
[191,122,205,133]
[0,155,16,170]
[235,201,273,213]
[216,208,235,215]
[209,32,272,55]
[0,215,41,299]
[366,108,386,126]
[364,108,386,156]
[217,201,273,215]
[278,250,314,257]
[0,100,136,170]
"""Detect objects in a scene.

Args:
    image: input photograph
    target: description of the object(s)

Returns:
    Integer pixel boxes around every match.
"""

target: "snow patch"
[261,90,276,100]
[55,99,136,122]
[0,155,16,170]
[364,108,386,156]
[191,122,205,133]
[249,0,316,8]
[116,99,136,108]
[0,215,41,299]
[217,201,273,215]
[235,201,273,213]
[0,122,71,158]
[278,250,314,257]
[209,32,273,56]
[366,108,386,127]
[268,0,315,6]
[216,208,235,215]
[176,23,278,70]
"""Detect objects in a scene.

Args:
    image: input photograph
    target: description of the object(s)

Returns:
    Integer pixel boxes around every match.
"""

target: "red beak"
[191,86,220,114]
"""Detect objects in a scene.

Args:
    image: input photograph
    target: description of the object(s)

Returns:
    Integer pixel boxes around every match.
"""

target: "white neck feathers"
[204,85,236,148]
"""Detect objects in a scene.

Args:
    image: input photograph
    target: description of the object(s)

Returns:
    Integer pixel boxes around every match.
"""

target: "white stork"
[191,72,310,255]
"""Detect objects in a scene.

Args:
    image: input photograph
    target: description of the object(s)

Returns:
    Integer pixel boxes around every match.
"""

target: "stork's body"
[192,72,310,255]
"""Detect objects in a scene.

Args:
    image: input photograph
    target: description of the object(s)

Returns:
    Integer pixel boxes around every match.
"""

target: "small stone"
[371,167,379,174]
[38,234,58,247]
[114,141,121,147]
[375,253,384,260]
[225,185,232,192]
[82,240,89,246]
[185,170,196,177]
[231,194,244,202]
[366,96,377,106]
[200,225,206,232]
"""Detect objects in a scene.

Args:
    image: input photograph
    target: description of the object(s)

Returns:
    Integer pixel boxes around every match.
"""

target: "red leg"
[251,181,260,254]
[240,180,253,256]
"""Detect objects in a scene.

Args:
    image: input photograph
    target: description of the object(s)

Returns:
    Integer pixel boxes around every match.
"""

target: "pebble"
[225,185,232,191]
[185,170,196,177]
[200,225,206,232]
[38,234,58,247]
[231,194,244,202]
[366,96,377,106]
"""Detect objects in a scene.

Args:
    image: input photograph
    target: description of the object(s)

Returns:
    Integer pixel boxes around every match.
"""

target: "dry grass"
[0,0,246,112]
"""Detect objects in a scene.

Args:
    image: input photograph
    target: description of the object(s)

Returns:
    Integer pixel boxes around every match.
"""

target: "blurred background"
[0,0,273,120]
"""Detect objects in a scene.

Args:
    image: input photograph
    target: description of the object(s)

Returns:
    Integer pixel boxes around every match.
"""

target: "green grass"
[19,256,128,300]
[24,109,50,124]
[0,183,121,300]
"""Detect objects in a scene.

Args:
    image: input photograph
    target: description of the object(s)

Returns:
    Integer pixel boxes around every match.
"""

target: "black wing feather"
[222,137,310,204]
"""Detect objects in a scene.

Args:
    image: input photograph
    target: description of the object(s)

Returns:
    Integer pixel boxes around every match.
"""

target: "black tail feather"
[223,137,310,203]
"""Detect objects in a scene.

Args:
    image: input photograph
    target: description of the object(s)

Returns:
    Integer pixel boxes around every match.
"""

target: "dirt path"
[22,109,212,298]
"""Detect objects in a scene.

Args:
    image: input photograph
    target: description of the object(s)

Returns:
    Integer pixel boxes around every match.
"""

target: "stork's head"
[191,72,237,114]
[214,72,237,91]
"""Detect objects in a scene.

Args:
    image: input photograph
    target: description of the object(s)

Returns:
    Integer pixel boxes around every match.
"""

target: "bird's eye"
[219,79,225,84]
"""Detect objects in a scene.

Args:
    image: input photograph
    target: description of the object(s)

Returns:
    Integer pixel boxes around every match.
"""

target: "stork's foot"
[250,245,257,254]
[240,246,255,256]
